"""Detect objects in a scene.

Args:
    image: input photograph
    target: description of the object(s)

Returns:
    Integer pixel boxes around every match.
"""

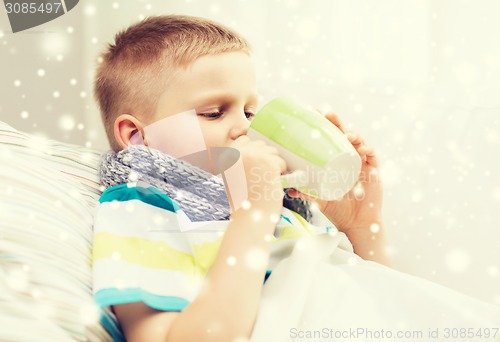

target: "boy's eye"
[245,112,255,120]
[199,111,223,120]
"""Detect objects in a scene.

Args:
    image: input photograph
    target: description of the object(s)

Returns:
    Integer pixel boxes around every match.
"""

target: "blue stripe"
[264,269,272,283]
[325,225,338,233]
[100,309,126,342]
[95,288,190,312]
[99,184,180,213]
[280,214,292,225]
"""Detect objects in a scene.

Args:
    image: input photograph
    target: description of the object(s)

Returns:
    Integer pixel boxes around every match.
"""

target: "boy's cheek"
[143,110,207,158]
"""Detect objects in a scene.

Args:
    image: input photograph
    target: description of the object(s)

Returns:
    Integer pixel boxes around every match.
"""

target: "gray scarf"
[99,145,230,221]
[98,145,312,222]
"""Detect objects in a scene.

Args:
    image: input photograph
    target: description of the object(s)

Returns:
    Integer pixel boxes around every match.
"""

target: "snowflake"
[445,249,471,273]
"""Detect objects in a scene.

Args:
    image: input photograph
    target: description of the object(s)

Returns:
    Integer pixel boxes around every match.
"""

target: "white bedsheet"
[252,233,500,342]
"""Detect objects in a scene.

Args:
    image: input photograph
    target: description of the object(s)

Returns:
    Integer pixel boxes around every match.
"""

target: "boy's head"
[94,15,255,152]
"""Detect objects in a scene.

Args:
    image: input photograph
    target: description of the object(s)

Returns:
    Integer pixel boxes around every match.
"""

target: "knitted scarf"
[98,145,312,222]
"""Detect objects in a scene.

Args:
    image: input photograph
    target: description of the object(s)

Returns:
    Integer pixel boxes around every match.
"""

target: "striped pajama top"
[92,182,337,314]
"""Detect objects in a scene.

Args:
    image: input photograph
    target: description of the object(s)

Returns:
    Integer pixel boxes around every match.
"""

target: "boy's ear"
[114,114,148,149]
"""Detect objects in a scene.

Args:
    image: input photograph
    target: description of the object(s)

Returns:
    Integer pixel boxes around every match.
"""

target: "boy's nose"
[230,113,251,139]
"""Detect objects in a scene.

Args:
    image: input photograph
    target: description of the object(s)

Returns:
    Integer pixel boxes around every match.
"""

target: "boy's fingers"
[322,111,376,157]
[324,112,347,133]
[366,150,379,168]
[346,132,364,148]
[276,156,287,174]
[358,145,379,167]
[286,188,315,201]
[323,113,378,164]
[286,188,300,198]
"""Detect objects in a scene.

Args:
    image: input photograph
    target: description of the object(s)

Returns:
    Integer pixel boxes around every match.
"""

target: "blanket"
[251,232,500,342]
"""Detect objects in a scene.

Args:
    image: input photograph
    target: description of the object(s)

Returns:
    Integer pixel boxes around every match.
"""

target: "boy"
[93,15,386,341]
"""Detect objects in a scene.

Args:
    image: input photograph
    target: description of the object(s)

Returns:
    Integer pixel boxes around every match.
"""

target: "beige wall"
[1,7,95,146]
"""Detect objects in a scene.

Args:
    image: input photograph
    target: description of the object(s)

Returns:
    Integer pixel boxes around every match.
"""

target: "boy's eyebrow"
[190,93,259,107]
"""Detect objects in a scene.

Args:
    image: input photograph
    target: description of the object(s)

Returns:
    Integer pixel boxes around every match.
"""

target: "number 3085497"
[5,2,63,14]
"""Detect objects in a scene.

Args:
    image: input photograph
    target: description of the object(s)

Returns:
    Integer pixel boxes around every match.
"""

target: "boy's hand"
[229,136,286,216]
[287,112,383,234]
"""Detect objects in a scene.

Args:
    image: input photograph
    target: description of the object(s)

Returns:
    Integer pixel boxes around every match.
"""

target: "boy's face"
[150,51,258,149]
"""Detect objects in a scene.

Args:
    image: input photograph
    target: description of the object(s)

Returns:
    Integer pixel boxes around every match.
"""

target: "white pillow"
[0,121,119,341]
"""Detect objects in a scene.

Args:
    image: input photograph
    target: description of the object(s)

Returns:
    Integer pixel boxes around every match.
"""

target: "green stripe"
[99,184,180,213]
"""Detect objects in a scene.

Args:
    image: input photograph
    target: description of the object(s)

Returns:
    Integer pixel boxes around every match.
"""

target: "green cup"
[247,97,362,200]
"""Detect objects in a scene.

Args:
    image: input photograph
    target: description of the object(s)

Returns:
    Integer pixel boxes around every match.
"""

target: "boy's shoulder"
[99,182,180,213]
[96,182,229,235]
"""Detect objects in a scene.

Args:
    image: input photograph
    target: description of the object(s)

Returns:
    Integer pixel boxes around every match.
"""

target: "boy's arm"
[167,204,277,341]
[114,204,276,342]
[342,221,390,265]
[321,123,390,266]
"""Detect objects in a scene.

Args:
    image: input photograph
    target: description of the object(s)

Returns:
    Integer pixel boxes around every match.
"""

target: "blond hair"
[93,15,251,151]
